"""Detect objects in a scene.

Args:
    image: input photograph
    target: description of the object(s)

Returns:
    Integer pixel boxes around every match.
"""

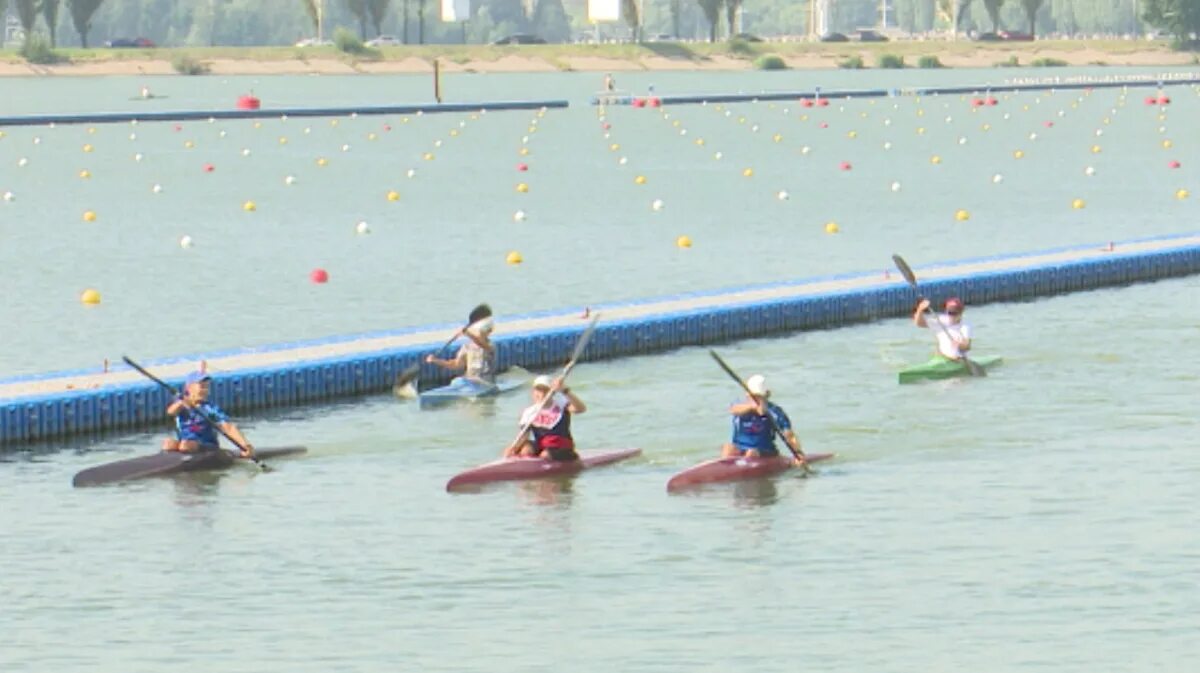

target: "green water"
[1,70,1198,672]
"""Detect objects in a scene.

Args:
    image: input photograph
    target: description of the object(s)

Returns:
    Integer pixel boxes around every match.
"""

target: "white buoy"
[129,133,137,141]
[242,148,251,156]
[32,137,41,145]
[777,190,790,201]
[152,184,163,193]
[406,169,416,178]
[17,158,27,167]
[1085,166,1096,176]
[342,144,351,152]
[958,137,968,145]
[2,191,14,202]
[800,146,811,155]
[1029,132,1038,140]
[652,199,664,211]
[218,130,227,138]
[618,157,628,165]
[513,210,527,222]
[134,153,144,162]
[285,175,296,185]
[355,221,370,235]
[883,141,893,150]
[179,235,194,249]
[992,173,1004,184]
[890,181,902,192]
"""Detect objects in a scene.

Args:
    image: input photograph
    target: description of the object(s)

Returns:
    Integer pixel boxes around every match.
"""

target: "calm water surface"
[1,70,1198,671]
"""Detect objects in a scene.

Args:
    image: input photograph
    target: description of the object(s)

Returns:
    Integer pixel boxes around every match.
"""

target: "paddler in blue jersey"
[425,316,497,388]
[721,375,803,463]
[162,371,255,457]
[506,375,587,461]
[913,296,972,360]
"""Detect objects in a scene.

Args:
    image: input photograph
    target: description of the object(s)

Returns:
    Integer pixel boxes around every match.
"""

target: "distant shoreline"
[0,40,1195,77]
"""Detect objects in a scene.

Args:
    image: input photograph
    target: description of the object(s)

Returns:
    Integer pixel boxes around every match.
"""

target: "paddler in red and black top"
[505,375,587,461]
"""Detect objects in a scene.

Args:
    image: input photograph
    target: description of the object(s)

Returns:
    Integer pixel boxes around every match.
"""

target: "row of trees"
[3,0,1196,49]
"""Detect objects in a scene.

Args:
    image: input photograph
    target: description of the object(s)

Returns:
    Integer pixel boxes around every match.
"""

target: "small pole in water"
[200,360,208,373]
[433,59,442,104]
[1107,241,1114,252]
[103,358,109,373]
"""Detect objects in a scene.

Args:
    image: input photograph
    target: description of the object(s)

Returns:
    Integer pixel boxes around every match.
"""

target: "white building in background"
[5,14,26,47]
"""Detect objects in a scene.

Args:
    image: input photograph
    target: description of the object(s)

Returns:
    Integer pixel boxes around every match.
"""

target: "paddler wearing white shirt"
[425,317,497,387]
[504,375,587,461]
[913,297,972,360]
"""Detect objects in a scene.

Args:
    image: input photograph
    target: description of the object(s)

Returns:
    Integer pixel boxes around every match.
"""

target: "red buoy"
[310,268,329,284]
[237,95,261,110]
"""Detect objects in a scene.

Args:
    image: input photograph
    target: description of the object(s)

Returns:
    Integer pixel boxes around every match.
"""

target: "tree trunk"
[417,0,424,44]
[402,0,410,43]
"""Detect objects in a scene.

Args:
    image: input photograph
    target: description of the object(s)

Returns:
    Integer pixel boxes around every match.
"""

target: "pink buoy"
[648,97,662,108]
[1168,160,1181,169]
[1158,95,1171,105]
[174,124,183,132]
[631,98,645,108]
[819,122,829,129]
[817,99,829,107]
[602,122,611,130]
[517,162,528,172]
[1044,121,1054,127]
[383,124,392,132]
[1144,96,1157,106]
[986,97,998,106]
[971,98,984,107]
[800,99,814,108]
[839,161,852,171]
[236,94,261,110]
[203,163,215,173]
[310,268,329,284]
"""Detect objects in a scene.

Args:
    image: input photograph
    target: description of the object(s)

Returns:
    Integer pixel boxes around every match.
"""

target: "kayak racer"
[162,371,254,457]
[913,296,972,360]
[425,316,498,388]
[505,375,587,461]
[721,374,804,465]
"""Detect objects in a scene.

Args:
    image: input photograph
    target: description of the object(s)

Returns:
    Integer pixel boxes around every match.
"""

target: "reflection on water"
[731,478,780,508]
[515,477,577,509]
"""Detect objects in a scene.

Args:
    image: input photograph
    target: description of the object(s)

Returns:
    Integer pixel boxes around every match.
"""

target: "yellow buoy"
[1091,145,1102,154]
[79,169,91,179]
[930,155,942,165]
[742,168,754,178]
[695,138,705,146]
[423,152,435,161]
[82,210,97,222]
[1013,150,1025,159]
[516,183,529,193]
[981,123,991,131]
[955,209,970,222]
[609,143,620,152]
[916,127,926,135]
[676,235,693,248]
[634,175,647,185]
[279,137,288,145]
[317,157,328,167]
[1162,139,1173,149]
[1177,189,1190,200]
[846,131,856,139]
[506,251,523,265]
[1072,198,1086,210]
[82,144,94,153]
[518,147,530,156]
[774,133,785,142]
[824,222,840,234]
[243,200,257,212]
[184,140,194,149]
[386,190,400,202]
[80,289,101,305]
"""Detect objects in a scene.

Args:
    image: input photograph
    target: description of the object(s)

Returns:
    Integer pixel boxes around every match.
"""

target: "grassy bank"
[0,39,1195,72]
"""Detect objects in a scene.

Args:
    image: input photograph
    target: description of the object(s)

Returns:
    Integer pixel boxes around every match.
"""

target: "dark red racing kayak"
[446,447,642,492]
[72,446,307,487]
[666,452,835,492]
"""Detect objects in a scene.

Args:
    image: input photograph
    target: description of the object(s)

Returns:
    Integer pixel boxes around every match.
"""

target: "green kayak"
[898,355,1003,384]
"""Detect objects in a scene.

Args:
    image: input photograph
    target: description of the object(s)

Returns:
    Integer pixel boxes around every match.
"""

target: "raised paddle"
[393,303,493,396]
[505,315,600,456]
[121,356,267,470]
[709,349,810,471]
[891,254,986,377]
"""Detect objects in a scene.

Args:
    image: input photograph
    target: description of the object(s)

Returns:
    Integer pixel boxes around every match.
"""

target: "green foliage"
[42,0,61,46]
[333,26,369,53]
[995,54,1020,67]
[753,53,787,70]
[344,0,369,38]
[1142,0,1200,44]
[696,0,722,42]
[20,32,66,64]
[1031,56,1067,66]
[67,0,105,48]
[876,53,905,68]
[838,54,864,69]
[728,36,755,54]
[171,53,210,74]
[532,0,571,44]
[917,54,944,68]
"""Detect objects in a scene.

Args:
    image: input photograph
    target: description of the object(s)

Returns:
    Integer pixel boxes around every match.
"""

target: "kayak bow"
[72,446,307,488]
[898,355,1003,384]
[446,447,641,492]
[666,452,835,492]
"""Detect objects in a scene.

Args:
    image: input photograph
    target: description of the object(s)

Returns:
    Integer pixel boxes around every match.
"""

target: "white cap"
[471,317,495,334]
[746,374,769,396]
[533,375,553,390]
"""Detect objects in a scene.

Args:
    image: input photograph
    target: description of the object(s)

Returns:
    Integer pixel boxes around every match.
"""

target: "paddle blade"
[393,363,421,389]
[468,303,493,325]
[963,357,987,377]
[891,254,919,288]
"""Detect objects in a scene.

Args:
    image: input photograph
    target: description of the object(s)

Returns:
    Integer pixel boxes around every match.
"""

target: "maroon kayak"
[446,447,642,492]
[666,452,835,492]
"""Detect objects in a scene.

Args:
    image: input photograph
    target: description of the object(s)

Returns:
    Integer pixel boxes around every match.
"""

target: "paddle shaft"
[121,356,262,466]
[709,350,808,465]
[506,316,599,453]
[890,254,985,377]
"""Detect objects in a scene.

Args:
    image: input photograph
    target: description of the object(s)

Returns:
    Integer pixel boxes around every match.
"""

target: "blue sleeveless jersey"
[731,401,791,454]
[175,402,230,446]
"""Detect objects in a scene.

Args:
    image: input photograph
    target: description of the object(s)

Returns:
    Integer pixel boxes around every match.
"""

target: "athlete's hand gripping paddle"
[709,350,810,472]
[891,254,986,377]
[122,356,267,470]
[505,315,599,456]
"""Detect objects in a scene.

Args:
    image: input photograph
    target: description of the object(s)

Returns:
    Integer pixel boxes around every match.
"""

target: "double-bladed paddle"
[891,254,986,377]
[122,356,267,470]
[393,303,493,396]
[505,315,600,455]
[709,349,809,471]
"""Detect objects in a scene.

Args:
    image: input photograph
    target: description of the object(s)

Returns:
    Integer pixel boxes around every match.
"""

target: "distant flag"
[441,0,469,22]
[587,0,621,22]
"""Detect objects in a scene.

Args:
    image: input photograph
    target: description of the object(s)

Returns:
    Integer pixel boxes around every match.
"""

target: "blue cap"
[184,371,211,386]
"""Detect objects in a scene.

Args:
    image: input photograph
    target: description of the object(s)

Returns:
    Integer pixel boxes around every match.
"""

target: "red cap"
[944,297,964,312]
